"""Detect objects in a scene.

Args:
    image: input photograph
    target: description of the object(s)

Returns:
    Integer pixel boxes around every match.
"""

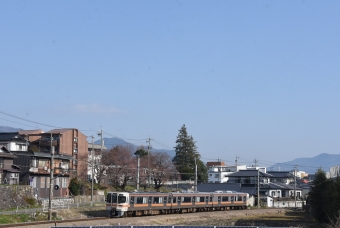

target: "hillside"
[95,137,175,157]
[0,126,23,132]
[273,153,340,174]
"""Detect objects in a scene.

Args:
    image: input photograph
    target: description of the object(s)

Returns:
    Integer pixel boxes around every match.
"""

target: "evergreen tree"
[172,124,208,183]
[309,168,329,223]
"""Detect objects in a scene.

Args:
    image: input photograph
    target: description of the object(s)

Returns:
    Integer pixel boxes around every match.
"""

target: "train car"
[106,191,249,218]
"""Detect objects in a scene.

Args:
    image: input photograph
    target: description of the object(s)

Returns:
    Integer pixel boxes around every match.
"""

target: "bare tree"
[101,145,134,190]
[149,151,177,191]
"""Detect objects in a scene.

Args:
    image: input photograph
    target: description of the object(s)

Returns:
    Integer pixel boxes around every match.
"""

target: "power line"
[0,110,63,128]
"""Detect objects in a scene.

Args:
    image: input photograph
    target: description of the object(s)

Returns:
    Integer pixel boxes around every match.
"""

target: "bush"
[24,197,36,206]
[68,178,80,196]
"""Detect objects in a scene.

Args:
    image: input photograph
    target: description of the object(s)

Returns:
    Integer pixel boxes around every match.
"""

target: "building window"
[74,137,78,142]
[74,149,78,154]
[0,158,3,168]
[214,174,219,178]
[38,159,47,167]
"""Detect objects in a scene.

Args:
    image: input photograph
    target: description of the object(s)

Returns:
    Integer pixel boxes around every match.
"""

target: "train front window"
[118,194,126,203]
[106,193,117,203]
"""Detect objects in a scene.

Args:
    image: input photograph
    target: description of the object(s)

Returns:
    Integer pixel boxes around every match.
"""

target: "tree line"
[80,124,208,192]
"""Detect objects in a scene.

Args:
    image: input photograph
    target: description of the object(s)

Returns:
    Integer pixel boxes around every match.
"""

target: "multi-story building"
[7,128,88,198]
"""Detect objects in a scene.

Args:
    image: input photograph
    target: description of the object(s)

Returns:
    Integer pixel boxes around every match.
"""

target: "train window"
[149,196,152,203]
[153,197,160,203]
[192,197,195,202]
[243,196,246,201]
[183,197,191,202]
[168,197,172,203]
[196,197,204,202]
[238,196,242,201]
[205,196,209,202]
[218,196,221,201]
[130,197,134,204]
[231,196,234,201]
[136,197,148,204]
[209,197,213,202]
[118,195,126,204]
[173,197,177,203]
[222,196,229,202]
[164,197,167,203]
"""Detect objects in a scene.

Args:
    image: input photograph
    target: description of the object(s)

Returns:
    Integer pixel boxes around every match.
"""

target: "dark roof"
[197,183,242,192]
[0,132,27,142]
[3,168,21,173]
[11,151,74,160]
[226,170,273,177]
[0,147,17,159]
[240,183,302,195]
[267,171,294,178]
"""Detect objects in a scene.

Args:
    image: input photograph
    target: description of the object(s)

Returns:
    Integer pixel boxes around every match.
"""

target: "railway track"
[0,216,108,228]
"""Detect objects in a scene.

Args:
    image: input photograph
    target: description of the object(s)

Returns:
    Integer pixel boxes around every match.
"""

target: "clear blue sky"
[1,1,339,169]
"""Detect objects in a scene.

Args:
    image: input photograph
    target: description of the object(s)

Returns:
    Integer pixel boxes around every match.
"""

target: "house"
[87,142,107,183]
[0,146,20,184]
[0,132,28,151]
[207,161,247,183]
[226,169,273,184]
[267,171,295,184]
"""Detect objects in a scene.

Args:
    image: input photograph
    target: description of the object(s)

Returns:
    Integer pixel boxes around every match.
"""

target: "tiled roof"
[197,183,241,192]
[226,170,273,177]
[267,171,294,178]
[0,132,26,142]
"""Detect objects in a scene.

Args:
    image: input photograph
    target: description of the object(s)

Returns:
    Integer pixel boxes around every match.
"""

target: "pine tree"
[172,124,208,183]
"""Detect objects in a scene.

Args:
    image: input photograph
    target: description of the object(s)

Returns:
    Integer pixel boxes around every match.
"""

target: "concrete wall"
[74,195,105,204]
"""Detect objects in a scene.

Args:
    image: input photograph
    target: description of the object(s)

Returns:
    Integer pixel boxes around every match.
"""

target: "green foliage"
[172,124,208,183]
[0,214,31,224]
[24,197,36,206]
[309,168,340,224]
[134,149,148,157]
[69,177,81,196]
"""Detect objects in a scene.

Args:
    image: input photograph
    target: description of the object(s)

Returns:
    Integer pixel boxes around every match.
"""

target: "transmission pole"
[235,156,239,169]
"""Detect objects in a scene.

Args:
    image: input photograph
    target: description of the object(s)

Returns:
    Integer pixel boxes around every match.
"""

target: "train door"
[148,196,152,209]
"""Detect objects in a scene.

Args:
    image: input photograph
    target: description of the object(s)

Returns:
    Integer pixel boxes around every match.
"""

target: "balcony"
[39,139,59,147]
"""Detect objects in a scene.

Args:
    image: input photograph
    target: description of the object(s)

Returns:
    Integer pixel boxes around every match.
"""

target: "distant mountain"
[0,126,23,132]
[94,137,176,157]
[272,153,340,174]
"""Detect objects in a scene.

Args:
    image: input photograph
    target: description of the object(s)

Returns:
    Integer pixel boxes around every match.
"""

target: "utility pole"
[253,158,258,168]
[91,136,94,206]
[98,127,103,152]
[48,132,54,221]
[146,137,152,187]
[194,158,197,192]
[235,156,239,169]
[137,155,140,191]
[294,166,297,208]
[257,168,260,209]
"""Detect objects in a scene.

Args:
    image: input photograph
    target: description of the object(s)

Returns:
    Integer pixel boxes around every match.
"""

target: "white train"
[106,191,249,217]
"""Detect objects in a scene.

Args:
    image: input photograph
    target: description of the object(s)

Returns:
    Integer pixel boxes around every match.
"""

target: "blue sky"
[1,1,339,170]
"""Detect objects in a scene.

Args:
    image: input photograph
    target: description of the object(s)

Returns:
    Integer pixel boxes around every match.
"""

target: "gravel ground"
[18,208,319,228]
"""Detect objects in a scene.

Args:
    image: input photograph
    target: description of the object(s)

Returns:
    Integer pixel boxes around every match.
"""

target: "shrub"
[68,178,80,196]
[24,197,36,206]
